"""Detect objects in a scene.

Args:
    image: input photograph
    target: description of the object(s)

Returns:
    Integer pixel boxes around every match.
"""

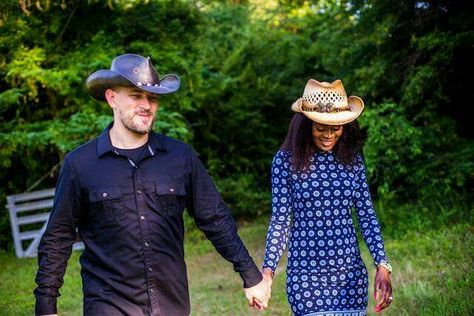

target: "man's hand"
[244,270,273,311]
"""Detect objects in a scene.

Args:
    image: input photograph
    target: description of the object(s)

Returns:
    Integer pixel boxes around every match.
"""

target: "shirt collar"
[96,122,168,158]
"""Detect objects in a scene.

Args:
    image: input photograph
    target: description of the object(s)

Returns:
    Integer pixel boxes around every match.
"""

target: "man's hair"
[280,113,364,170]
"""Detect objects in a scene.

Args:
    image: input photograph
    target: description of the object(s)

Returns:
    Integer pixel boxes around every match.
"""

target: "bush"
[215,174,270,218]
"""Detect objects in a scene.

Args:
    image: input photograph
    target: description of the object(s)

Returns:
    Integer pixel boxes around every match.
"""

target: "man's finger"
[253,298,264,308]
[253,300,264,311]
[248,297,254,307]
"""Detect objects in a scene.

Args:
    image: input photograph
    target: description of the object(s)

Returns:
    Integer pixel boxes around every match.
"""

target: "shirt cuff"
[35,296,57,316]
[241,263,263,288]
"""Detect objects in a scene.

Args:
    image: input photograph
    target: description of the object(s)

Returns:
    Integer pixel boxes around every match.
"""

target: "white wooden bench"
[6,188,84,258]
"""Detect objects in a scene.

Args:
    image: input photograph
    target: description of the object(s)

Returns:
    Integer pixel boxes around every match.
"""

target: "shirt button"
[148,267,153,272]
[140,215,145,220]
[137,190,142,194]
[102,192,108,197]
[144,242,149,247]
[169,188,175,192]
[150,288,155,293]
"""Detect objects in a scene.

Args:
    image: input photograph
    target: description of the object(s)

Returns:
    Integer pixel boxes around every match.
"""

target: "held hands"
[374,266,393,313]
[244,269,273,311]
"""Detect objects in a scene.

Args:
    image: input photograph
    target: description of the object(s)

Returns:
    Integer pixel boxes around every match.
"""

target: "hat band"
[302,101,350,113]
[137,81,160,87]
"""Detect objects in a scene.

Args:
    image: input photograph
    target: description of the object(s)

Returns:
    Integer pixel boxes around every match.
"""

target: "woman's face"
[312,122,343,151]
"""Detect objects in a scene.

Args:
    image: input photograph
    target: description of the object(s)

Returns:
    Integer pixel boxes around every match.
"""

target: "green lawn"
[0,218,473,315]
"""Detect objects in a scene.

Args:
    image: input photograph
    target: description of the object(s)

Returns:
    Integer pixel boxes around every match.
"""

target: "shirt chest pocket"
[88,186,125,226]
[154,181,186,214]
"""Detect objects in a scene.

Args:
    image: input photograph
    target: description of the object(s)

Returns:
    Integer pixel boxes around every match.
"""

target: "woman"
[261,79,392,315]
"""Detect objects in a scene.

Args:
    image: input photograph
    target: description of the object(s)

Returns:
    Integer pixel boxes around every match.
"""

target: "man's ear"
[105,88,116,109]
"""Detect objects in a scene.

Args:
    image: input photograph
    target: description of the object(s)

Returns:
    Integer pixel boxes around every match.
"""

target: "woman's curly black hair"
[281,113,364,170]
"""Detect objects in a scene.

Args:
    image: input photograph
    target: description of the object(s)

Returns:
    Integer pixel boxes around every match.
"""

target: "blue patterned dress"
[263,150,388,316]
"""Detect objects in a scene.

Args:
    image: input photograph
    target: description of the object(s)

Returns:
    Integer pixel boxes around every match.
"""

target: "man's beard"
[120,109,156,135]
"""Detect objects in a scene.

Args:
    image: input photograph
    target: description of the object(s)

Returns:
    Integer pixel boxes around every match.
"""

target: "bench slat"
[13,199,54,213]
[19,230,43,241]
[8,188,55,203]
[17,213,51,225]
[7,187,84,258]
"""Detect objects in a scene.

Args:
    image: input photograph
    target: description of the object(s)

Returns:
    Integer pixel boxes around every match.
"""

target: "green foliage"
[0,0,473,249]
[360,103,423,197]
[360,102,473,200]
[375,192,473,239]
[0,0,197,249]
[215,174,270,218]
[309,0,474,201]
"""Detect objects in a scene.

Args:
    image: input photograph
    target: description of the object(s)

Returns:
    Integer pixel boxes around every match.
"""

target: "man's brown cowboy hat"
[291,79,364,125]
[86,53,180,101]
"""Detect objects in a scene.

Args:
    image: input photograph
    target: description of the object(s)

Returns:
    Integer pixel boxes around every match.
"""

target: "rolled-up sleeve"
[34,156,82,315]
[184,146,262,288]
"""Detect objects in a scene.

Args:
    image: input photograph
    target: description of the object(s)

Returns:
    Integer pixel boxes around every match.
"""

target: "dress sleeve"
[262,150,293,272]
[353,155,389,266]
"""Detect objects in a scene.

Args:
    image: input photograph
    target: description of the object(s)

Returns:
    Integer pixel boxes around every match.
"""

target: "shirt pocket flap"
[155,182,186,196]
[89,187,123,202]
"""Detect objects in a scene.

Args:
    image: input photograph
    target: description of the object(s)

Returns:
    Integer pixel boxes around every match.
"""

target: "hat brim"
[291,96,364,125]
[86,69,180,101]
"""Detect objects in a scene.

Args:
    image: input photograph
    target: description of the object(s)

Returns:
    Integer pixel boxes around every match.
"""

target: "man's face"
[312,122,343,151]
[108,86,159,135]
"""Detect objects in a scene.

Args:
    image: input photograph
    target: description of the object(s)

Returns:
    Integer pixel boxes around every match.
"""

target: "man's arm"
[34,156,82,315]
[184,145,263,288]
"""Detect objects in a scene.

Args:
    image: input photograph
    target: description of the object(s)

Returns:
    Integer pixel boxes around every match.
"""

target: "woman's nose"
[323,130,334,137]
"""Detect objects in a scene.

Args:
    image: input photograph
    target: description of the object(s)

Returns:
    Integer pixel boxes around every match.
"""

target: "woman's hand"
[374,266,392,313]
[262,268,274,292]
[252,268,274,310]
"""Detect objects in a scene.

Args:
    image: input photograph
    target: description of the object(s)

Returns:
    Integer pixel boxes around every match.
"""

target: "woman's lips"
[321,139,334,146]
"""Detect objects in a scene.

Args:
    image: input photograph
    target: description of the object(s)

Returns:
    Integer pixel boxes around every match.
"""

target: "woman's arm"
[352,157,388,265]
[262,150,294,273]
[353,155,392,312]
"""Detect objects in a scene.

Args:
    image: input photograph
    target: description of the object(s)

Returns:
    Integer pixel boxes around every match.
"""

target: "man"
[34,53,270,316]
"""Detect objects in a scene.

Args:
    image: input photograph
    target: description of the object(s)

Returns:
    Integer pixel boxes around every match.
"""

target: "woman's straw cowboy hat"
[291,79,364,125]
[86,53,180,101]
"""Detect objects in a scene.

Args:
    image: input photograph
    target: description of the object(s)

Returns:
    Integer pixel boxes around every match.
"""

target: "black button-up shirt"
[34,124,262,316]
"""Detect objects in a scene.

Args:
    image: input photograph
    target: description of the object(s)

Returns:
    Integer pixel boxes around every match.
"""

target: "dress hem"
[300,309,366,316]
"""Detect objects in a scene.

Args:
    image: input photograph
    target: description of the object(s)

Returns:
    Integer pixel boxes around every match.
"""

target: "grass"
[0,217,473,315]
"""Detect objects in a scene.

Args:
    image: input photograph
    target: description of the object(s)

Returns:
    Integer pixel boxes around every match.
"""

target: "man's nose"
[139,97,152,109]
